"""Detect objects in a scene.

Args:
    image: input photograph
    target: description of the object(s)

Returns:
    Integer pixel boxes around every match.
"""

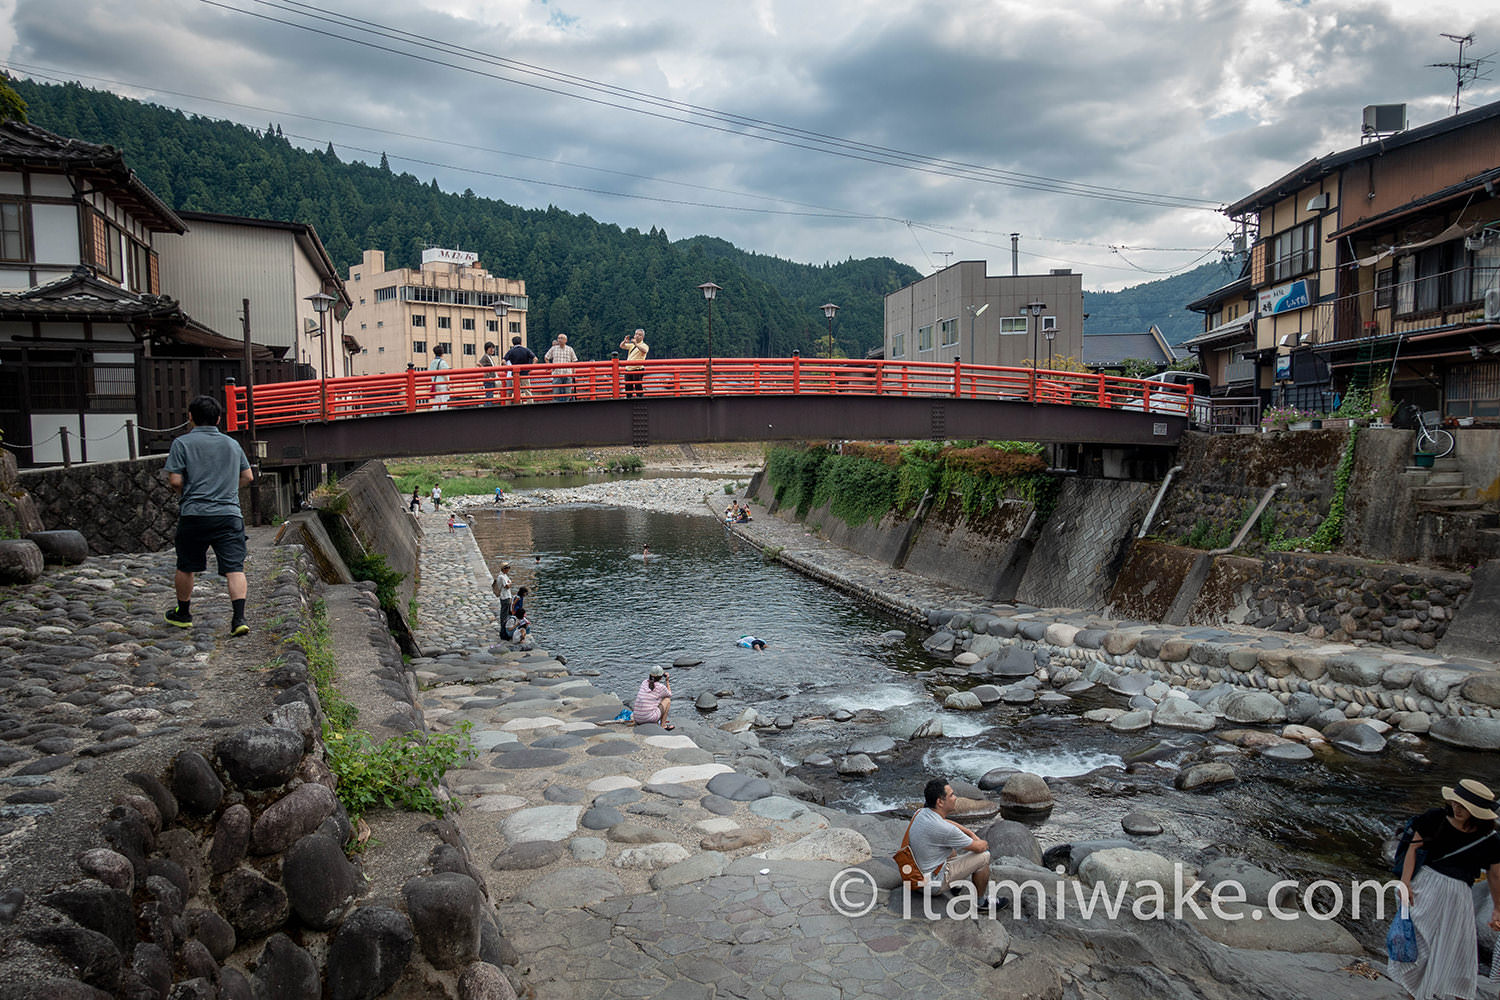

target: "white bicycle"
[1414,409,1455,459]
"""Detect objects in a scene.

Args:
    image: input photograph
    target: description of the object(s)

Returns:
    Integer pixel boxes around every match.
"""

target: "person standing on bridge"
[619,328,649,398]
[428,344,451,409]
[164,395,254,636]
[545,334,578,401]
[479,341,499,403]
[503,335,537,402]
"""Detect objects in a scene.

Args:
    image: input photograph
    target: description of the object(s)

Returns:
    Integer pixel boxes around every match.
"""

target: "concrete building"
[154,211,352,377]
[883,261,1083,370]
[344,248,528,375]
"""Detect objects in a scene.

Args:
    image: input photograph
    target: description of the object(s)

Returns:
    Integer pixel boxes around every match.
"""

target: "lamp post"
[1027,300,1046,405]
[305,291,336,421]
[698,281,721,396]
[1045,328,1056,370]
[819,303,838,360]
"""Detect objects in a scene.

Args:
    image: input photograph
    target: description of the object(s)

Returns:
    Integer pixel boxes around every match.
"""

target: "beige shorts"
[941,849,991,886]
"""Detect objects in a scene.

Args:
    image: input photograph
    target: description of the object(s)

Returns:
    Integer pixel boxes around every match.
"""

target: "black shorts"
[176,515,247,574]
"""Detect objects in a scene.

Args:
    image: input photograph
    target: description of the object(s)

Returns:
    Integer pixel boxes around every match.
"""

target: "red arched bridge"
[225,357,1203,466]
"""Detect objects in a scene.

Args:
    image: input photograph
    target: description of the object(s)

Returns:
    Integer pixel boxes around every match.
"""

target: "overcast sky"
[4,0,1499,290]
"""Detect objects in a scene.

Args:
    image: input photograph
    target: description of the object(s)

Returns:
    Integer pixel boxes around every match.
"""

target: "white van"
[1122,370,1211,423]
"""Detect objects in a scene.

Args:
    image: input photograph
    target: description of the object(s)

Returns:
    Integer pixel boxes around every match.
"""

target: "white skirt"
[1389,866,1482,1000]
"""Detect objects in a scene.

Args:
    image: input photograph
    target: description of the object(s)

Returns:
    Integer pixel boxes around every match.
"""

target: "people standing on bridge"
[479,341,499,403]
[163,394,254,636]
[428,344,451,409]
[545,334,578,401]
[619,328,649,398]
[503,335,537,402]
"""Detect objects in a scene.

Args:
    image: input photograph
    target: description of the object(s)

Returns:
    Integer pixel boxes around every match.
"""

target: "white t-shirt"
[496,570,512,601]
[908,808,973,884]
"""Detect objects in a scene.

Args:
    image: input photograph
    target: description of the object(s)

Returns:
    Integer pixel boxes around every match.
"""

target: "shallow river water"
[468,501,1468,894]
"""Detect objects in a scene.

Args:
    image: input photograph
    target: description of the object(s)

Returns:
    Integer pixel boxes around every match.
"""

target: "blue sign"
[1258,279,1313,317]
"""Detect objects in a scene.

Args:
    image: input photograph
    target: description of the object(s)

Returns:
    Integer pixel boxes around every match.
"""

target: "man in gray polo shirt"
[164,395,254,635]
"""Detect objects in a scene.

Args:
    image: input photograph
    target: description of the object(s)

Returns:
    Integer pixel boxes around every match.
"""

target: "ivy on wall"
[765,441,1057,528]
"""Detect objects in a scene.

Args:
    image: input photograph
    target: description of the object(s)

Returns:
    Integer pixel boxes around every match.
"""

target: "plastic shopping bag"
[1386,911,1418,963]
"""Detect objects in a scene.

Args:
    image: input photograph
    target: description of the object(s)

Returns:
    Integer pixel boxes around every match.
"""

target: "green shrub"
[346,552,406,617]
[324,724,476,820]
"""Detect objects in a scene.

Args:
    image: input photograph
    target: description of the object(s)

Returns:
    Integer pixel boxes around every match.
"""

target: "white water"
[926,745,1123,781]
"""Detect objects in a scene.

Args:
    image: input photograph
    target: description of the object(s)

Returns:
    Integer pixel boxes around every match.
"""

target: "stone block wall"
[901,498,1031,598]
[1021,478,1154,610]
[19,456,181,555]
[1215,552,1470,648]
[1108,540,1200,621]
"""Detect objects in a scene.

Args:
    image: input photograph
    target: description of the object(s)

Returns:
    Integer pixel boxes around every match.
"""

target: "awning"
[1180,313,1252,349]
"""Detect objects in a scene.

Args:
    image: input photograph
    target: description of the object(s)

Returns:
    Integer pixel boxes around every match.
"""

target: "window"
[1268,221,1318,282]
[918,324,933,351]
[376,321,384,328]
[1375,267,1394,309]
[891,332,905,358]
[437,342,451,354]
[939,318,957,347]
[463,344,476,356]
[509,321,521,334]
[354,273,361,281]
[462,318,475,331]
[1397,241,1480,316]
[360,323,367,330]
[437,316,451,329]
[375,286,398,303]
[378,347,384,353]
[412,340,427,353]
[999,316,1027,334]
[1477,243,1500,300]
[1042,316,1057,332]
[360,348,368,354]
[410,314,426,328]
[1446,361,1500,419]
[486,320,498,332]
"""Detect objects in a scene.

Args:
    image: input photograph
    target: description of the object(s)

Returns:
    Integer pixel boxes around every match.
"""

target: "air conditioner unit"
[1486,288,1500,323]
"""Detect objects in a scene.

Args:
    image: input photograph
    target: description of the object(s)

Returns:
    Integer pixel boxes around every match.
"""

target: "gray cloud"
[6,0,1499,289]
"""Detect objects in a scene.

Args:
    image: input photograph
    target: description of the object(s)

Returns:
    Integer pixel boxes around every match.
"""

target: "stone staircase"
[1402,457,1500,563]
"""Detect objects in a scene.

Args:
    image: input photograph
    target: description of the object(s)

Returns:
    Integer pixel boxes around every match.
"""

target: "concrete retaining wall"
[901,499,1030,597]
[1021,478,1154,610]
[325,460,421,632]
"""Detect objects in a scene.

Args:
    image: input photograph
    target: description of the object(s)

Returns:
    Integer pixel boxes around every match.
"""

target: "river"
[468,497,1464,905]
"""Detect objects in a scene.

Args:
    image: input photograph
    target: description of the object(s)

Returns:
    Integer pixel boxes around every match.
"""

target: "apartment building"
[344,248,528,374]
[883,260,1084,369]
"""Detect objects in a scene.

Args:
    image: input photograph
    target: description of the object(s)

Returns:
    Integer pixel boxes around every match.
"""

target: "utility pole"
[1429,33,1493,115]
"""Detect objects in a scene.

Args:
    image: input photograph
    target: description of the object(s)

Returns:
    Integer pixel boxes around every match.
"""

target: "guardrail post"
[874,359,883,395]
[791,350,801,394]
[611,354,621,399]
[406,367,418,413]
[1097,373,1107,408]
[126,420,137,461]
[59,426,71,468]
[953,356,962,398]
[511,366,522,405]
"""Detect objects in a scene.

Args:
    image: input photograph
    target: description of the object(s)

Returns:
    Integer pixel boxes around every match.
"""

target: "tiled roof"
[0,122,185,233]
[0,267,183,321]
[1082,332,1175,366]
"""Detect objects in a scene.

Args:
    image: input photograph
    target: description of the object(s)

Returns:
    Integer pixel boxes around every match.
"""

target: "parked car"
[1121,370,1211,423]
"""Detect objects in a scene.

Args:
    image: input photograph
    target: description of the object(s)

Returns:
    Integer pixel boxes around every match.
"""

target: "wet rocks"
[1220,691,1286,725]
[1429,716,1500,751]
[999,773,1053,814]
[1175,762,1235,792]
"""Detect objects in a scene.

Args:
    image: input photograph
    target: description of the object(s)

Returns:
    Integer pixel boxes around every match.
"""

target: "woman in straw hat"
[1391,778,1500,999]
[632,665,673,730]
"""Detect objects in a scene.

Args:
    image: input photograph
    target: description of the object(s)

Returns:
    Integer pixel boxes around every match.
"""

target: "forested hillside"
[1083,258,1244,345]
[13,77,1228,360]
[13,78,919,362]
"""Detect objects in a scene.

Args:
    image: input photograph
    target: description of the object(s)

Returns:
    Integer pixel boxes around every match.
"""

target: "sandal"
[662,723,676,731]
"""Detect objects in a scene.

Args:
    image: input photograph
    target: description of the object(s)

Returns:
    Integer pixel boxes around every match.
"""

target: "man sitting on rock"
[911,777,991,901]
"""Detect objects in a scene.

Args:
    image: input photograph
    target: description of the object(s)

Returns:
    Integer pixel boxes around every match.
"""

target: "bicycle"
[1414,409,1455,459]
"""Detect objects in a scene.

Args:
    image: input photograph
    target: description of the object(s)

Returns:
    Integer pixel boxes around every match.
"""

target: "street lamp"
[965,302,989,366]
[1027,300,1046,405]
[305,291,336,421]
[820,303,839,359]
[698,281,721,395]
[1045,328,1056,370]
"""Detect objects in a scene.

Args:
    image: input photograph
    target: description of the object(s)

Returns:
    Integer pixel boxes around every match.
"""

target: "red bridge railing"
[224,357,1201,431]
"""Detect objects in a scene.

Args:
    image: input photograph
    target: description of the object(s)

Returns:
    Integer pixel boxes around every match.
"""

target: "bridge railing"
[224,357,1200,430]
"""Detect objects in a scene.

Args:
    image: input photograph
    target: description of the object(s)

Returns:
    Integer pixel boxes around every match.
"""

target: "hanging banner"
[1258,278,1315,317]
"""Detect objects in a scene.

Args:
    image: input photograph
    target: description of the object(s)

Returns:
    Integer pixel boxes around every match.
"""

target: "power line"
[195,0,1225,212]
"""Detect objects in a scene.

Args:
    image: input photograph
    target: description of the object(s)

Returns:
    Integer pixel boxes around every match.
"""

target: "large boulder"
[0,539,44,584]
[1000,773,1053,814]
[1221,691,1286,725]
[283,832,361,930]
[1078,848,1182,902]
[978,819,1042,865]
[1153,698,1217,732]
[25,529,89,565]
[762,828,872,864]
[214,728,304,791]
[402,872,485,970]
[326,907,414,1000]
[1430,716,1500,751]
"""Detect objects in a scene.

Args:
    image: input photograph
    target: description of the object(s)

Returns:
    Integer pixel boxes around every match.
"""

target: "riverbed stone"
[991,646,1037,679]
[1221,691,1286,724]
[762,828,871,863]
[1108,710,1152,733]
[943,691,982,711]
[500,805,581,843]
[837,754,878,776]
[0,539,43,583]
[490,841,567,870]
[1000,773,1053,813]
[1461,675,1500,708]
[1153,698,1216,732]
[403,872,484,970]
[701,828,772,851]
[694,692,718,711]
[1175,762,1235,791]
[326,907,413,1000]
[251,783,338,855]
[214,727,303,791]
[1415,667,1476,702]
[217,868,289,938]
[1429,716,1500,751]
[615,842,691,870]
[705,772,774,801]
[1079,848,1180,900]
[283,832,360,930]
[978,819,1042,864]
[999,685,1036,705]
[1121,811,1164,836]
[1321,720,1387,754]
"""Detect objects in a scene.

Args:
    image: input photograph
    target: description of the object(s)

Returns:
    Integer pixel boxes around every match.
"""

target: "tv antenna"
[935,251,955,270]
[1429,32,1494,115]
